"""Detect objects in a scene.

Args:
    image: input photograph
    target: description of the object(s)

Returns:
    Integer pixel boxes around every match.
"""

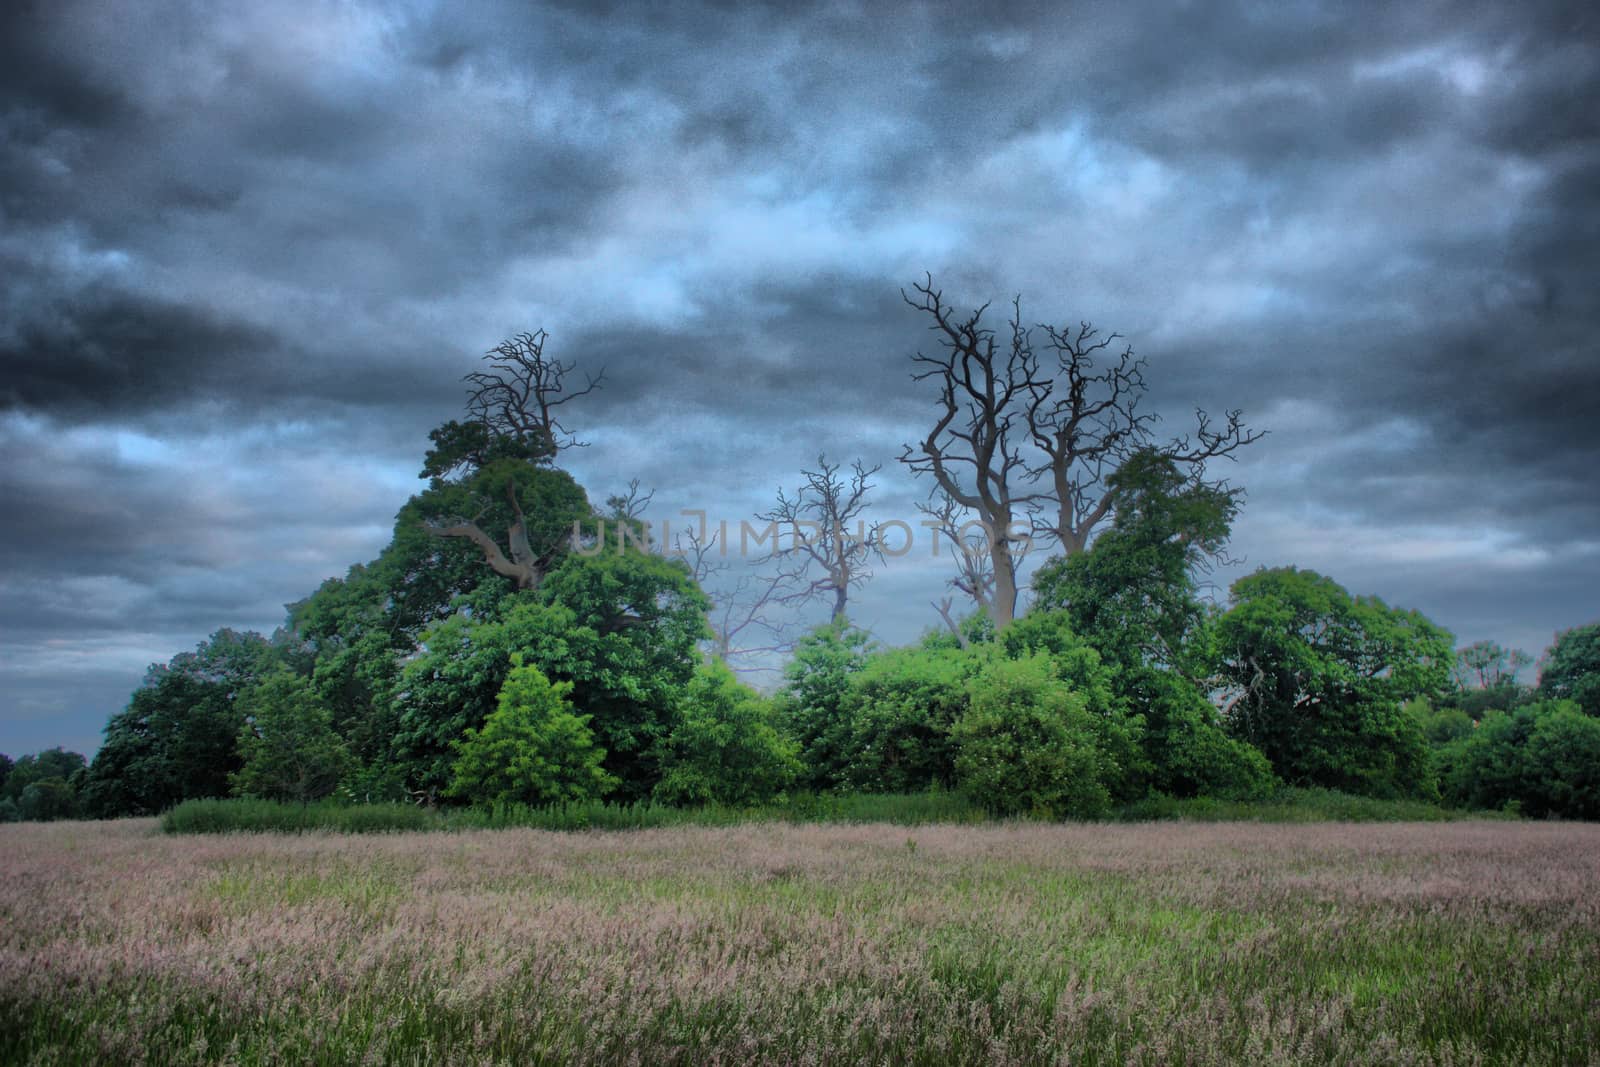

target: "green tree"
[19,779,80,821]
[2,748,87,803]
[952,653,1126,818]
[1404,696,1475,745]
[776,618,875,790]
[150,628,275,693]
[1213,567,1451,798]
[1521,706,1600,819]
[446,655,616,806]
[80,673,241,817]
[393,548,707,801]
[1032,450,1238,676]
[1027,457,1269,800]
[1441,699,1600,818]
[1538,622,1600,716]
[1128,668,1274,800]
[654,661,800,806]
[232,671,350,804]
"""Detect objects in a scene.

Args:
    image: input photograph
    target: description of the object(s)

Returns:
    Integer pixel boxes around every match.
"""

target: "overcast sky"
[3,0,1597,757]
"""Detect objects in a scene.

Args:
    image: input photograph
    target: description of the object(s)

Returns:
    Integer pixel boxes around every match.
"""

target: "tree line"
[6,277,1598,822]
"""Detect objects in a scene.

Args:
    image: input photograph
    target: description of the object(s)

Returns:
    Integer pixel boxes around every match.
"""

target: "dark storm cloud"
[0,285,277,416]
[2,0,1597,755]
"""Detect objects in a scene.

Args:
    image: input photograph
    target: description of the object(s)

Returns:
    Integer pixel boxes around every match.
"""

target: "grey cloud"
[2,0,1597,755]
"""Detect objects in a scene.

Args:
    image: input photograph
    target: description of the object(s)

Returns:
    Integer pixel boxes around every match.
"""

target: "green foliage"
[393,548,708,801]
[1405,696,1475,744]
[1117,787,1504,823]
[288,564,412,767]
[1446,683,1532,720]
[446,656,617,806]
[952,653,1135,818]
[2,747,87,803]
[80,673,242,817]
[777,618,875,789]
[162,791,985,834]
[232,671,350,804]
[151,628,276,693]
[1031,450,1237,675]
[1441,699,1600,819]
[837,645,972,793]
[80,629,284,817]
[162,797,444,834]
[1133,669,1275,800]
[403,459,599,587]
[1538,621,1600,716]
[421,418,552,480]
[18,778,81,821]
[3,748,87,821]
[654,661,799,806]
[1214,567,1451,799]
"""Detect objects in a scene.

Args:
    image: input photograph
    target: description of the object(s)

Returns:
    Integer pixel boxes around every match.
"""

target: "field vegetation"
[3,817,1597,1065]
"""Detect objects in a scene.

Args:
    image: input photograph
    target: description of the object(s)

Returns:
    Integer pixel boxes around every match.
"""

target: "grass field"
[3,819,1597,1065]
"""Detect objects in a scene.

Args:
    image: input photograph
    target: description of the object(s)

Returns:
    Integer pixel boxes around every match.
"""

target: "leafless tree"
[420,330,603,590]
[465,329,605,455]
[899,274,1263,626]
[918,490,1029,643]
[898,278,1047,627]
[1025,323,1261,554]
[674,525,799,674]
[757,455,885,622]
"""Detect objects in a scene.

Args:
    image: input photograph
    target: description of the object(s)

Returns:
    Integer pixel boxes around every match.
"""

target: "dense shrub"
[1538,622,1600,716]
[837,645,971,793]
[776,619,875,790]
[654,661,800,806]
[952,653,1138,818]
[1442,700,1600,818]
[161,792,986,834]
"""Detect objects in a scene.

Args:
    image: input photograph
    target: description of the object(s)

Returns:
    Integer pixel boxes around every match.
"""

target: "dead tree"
[465,329,605,455]
[898,277,1047,627]
[1025,323,1262,555]
[919,490,1030,643]
[605,478,654,521]
[420,330,603,590]
[900,274,1264,625]
[757,455,884,622]
[674,525,799,674]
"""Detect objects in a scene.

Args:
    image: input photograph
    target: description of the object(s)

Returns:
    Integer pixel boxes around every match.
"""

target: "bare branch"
[464,330,605,455]
[933,597,970,650]
[757,454,885,622]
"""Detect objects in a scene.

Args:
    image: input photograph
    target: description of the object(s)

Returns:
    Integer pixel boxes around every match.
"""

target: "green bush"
[446,656,617,806]
[1118,787,1499,823]
[654,661,800,806]
[1442,700,1600,819]
[162,798,444,834]
[161,792,985,834]
[952,653,1131,818]
[837,645,971,793]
